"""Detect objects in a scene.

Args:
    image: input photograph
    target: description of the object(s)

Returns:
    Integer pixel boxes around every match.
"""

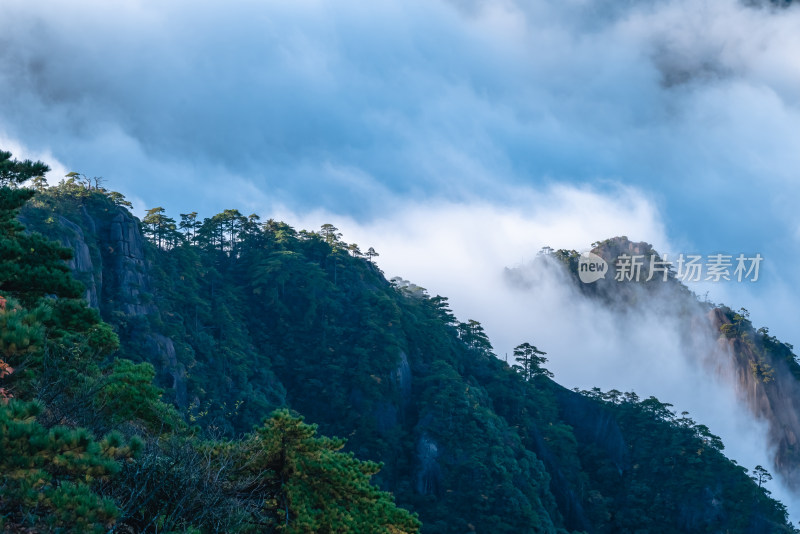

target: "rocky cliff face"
[710,307,800,490]
[54,211,100,308]
[16,198,796,532]
[20,197,186,407]
[102,211,155,317]
[21,202,153,316]
[30,205,800,493]
[588,237,800,492]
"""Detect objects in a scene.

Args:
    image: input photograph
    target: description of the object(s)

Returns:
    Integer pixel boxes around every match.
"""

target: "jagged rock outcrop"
[102,211,155,317]
[20,199,185,405]
[14,194,796,531]
[146,333,188,408]
[415,432,442,496]
[56,214,100,308]
[554,386,629,474]
[588,237,800,492]
[711,308,800,490]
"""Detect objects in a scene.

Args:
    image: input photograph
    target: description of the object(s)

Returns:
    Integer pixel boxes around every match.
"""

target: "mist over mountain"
[2,1,800,532]
[2,0,800,354]
[503,237,800,519]
[3,174,799,532]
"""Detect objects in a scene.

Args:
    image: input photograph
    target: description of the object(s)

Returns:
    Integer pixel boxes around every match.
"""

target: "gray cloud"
[2,1,800,511]
[2,1,797,217]
[2,0,798,326]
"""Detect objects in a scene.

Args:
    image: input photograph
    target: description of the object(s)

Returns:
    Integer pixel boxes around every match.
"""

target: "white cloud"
[277,183,668,342]
[0,133,70,183]
[275,182,797,517]
[3,0,800,516]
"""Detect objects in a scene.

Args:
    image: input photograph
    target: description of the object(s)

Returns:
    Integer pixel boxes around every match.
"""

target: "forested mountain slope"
[2,161,797,532]
[533,238,800,492]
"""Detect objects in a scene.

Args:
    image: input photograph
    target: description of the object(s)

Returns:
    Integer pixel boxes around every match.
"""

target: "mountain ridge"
[8,181,798,532]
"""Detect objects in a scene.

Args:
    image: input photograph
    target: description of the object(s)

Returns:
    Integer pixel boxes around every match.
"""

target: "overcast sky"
[4,0,800,512]
[2,0,799,359]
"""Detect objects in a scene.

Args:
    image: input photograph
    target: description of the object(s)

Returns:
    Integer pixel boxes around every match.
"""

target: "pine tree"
[458,319,493,353]
[320,223,342,246]
[179,211,200,241]
[0,150,50,187]
[512,342,553,380]
[233,409,421,533]
[0,185,84,306]
[752,465,773,488]
[0,399,142,532]
[0,295,44,394]
[143,207,179,249]
[93,359,183,432]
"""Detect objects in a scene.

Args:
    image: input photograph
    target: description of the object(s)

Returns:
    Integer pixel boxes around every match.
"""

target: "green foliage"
[94,359,184,432]
[513,342,553,380]
[0,297,44,362]
[720,307,752,339]
[410,360,559,534]
[232,409,421,533]
[319,223,342,247]
[719,307,778,383]
[143,206,180,249]
[107,190,133,208]
[8,161,800,533]
[456,319,492,353]
[0,150,50,187]
[0,399,141,533]
[0,186,84,307]
[577,388,794,533]
[752,465,773,488]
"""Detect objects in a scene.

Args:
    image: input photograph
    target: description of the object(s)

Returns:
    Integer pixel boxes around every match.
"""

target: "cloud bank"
[301,194,796,517]
[2,0,799,221]
[2,0,800,515]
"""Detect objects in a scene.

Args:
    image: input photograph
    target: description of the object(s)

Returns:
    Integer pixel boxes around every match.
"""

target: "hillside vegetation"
[1,151,796,532]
